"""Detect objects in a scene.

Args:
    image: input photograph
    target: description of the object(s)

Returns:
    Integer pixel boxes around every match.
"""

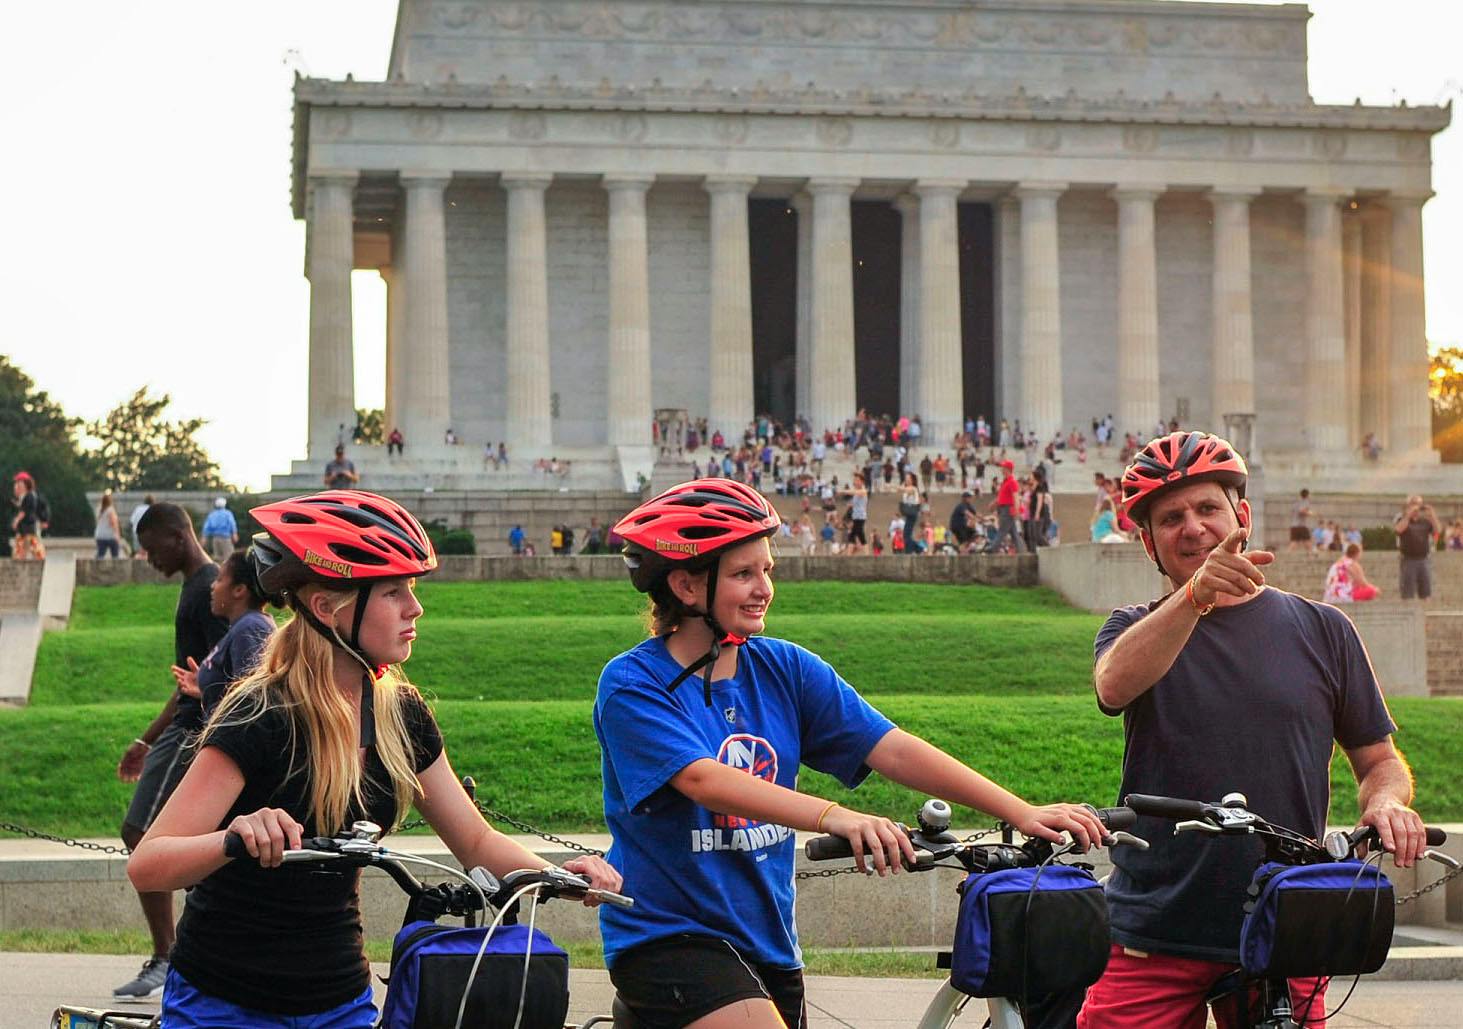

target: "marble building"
[282,0,1449,490]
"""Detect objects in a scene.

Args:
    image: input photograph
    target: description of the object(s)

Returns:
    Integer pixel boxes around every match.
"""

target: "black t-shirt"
[171,687,444,1014]
[173,564,231,732]
[1095,588,1396,962]
[1397,516,1434,559]
[16,492,38,534]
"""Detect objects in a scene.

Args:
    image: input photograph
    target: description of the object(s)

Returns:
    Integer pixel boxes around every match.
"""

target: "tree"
[85,388,232,492]
[354,407,384,445]
[1430,347,1463,463]
[0,357,93,544]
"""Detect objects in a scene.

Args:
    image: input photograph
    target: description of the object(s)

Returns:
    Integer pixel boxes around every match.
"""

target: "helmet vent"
[279,511,317,525]
[682,525,732,540]
[328,542,391,566]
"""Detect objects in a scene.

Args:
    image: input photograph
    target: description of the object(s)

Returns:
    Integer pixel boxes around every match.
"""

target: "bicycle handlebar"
[1124,794,1208,821]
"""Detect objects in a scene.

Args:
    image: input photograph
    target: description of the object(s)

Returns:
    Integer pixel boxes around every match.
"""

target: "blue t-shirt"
[594,635,895,970]
[197,610,275,716]
[1095,588,1397,962]
[201,508,238,539]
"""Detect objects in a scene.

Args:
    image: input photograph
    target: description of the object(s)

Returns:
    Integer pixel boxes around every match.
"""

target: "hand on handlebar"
[1190,528,1274,607]
[1014,803,1109,852]
[559,854,623,905]
[1359,798,1430,868]
[226,808,304,868]
[819,806,918,876]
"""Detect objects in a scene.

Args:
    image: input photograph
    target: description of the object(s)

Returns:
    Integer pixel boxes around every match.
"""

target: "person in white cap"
[200,498,238,562]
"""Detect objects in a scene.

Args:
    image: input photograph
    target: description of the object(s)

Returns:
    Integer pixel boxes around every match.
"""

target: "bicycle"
[802,799,1147,1029]
[50,820,633,1029]
[1123,791,1457,1029]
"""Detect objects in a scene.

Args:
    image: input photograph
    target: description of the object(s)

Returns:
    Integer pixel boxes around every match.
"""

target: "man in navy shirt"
[1078,432,1428,1029]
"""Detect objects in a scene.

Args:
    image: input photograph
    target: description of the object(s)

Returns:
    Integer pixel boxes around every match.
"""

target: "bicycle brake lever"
[1107,831,1150,851]
[1174,820,1222,835]
[1425,849,1462,870]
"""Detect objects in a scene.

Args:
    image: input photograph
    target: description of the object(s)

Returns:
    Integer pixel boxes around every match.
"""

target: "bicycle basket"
[1239,861,1394,979]
[379,920,569,1029]
[950,865,1110,999]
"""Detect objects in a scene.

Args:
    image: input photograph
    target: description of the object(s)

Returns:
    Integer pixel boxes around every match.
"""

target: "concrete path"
[10,953,1463,1028]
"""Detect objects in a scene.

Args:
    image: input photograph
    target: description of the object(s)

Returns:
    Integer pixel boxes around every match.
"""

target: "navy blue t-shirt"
[197,610,275,716]
[1095,588,1397,961]
[594,635,896,970]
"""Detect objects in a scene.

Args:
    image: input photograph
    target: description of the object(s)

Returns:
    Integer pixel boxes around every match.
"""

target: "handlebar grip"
[1096,807,1137,831]
[1428,827,1448,847]
[805,835,854,861]
[223,831,247,859]
[1124,794,1208,821]
[1349,824,1448,848]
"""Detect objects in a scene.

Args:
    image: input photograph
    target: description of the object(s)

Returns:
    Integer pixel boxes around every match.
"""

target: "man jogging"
[1078,431,1428,1028]
[113,503,229,998]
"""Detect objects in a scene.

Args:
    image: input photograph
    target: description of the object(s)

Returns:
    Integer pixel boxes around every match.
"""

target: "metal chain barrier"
[0,822,132,855]
[1395,861,1463,907]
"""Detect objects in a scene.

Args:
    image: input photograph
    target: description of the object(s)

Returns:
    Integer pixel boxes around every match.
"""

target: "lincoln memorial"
[278,0,1450,492]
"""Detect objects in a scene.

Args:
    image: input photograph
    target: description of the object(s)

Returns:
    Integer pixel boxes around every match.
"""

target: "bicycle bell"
[918,799,952,835]
[1220,792,1248,810]
[1323,830,1353,860]
[350,821,383,843]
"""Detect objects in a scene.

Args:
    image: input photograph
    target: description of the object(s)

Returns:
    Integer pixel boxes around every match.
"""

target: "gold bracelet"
[814,801,840,832]
[1186,574,1215,617]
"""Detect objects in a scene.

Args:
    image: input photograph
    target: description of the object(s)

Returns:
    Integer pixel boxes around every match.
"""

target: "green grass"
[0,928,949,978]
[5,583,1462,840]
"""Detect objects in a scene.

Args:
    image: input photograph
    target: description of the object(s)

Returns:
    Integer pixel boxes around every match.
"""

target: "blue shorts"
[161,968,376,1028]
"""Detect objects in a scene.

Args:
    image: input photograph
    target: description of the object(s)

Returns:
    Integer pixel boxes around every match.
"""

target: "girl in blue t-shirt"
[171,550,278,717]
[596,478,1107,1029]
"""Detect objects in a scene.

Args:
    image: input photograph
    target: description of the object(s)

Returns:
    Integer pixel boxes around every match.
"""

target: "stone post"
[1113,186,1162,438]
[1343,209,1364,448]
[792,192,812,424]
[401,173,452,449]
[605,175,654,448]
[502,173,553,453]
[807,177,859,437]
[915,180,966,447]
[305,171,358,461]
[705,176,756,440]
[1208,189,1259,432]
[894,193,921,419]
[1360,202,1392,448]
[381,264,403,439]
[1015,183,1067,442]
[1385,192,1434,460]
[1303,189,1349,454]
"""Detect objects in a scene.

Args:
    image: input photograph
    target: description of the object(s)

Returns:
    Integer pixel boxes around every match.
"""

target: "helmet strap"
[289,582,381,748]
[663,554,746,707]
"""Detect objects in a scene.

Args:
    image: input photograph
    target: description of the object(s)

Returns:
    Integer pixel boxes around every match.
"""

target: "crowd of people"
[86,431,1433,1027]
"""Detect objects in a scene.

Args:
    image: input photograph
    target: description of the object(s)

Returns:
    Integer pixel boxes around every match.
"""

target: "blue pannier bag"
[379,920,569,1029]
[950,865,1110,999]
[1239,861,1394,979]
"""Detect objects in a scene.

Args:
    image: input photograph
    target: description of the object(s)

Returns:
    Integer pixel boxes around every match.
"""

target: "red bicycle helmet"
[614,478,781,706]
[614,478,780,593]
[1120,431,1248,525]
[249,489,436,595]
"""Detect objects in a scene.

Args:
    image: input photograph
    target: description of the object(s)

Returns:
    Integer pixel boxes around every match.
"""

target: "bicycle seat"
[612,995,648,1028]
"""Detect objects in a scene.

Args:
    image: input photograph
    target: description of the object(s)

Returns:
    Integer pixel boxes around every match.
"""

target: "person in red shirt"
[988,459,1023,553]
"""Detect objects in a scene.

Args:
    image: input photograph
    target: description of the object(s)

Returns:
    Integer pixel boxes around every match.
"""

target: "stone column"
[305,171,358,460]
[381,265,403,438]
[807,177,859,436]
[502,173,553,453]
[1015,183,1067,441]
[1385,192,1433,459]
[916,180,966,446]
[401,173,452,449]
[791,192,812,423]
[1113,186,1162,438]
[1208,189,1259,431]
[1303,189,1349,454]
[894,193,921,419]
[1343,209,1364,447]
[996,196,1021,423]
[1360,202,1392,447]
[605,175,654,448]
[705,176,756,440]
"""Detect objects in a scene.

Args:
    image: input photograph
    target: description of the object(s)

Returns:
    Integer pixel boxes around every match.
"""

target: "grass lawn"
[4,582,1461,838]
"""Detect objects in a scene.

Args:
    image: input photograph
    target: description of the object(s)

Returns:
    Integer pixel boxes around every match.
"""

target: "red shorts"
[1077,945,1327,1029]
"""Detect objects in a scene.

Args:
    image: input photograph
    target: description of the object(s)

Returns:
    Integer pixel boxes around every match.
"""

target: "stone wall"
[0,561,45,612]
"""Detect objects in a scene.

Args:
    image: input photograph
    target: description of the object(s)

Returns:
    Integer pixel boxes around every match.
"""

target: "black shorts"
[123,721,194,833]
[609,935,806,1029]
[848,519,867,545]
[1289,526,1311,542]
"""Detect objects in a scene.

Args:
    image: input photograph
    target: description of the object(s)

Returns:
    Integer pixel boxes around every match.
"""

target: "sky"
[2,1,1460,491]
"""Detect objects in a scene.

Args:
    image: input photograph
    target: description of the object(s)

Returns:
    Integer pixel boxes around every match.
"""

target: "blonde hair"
[200,584,424,833]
